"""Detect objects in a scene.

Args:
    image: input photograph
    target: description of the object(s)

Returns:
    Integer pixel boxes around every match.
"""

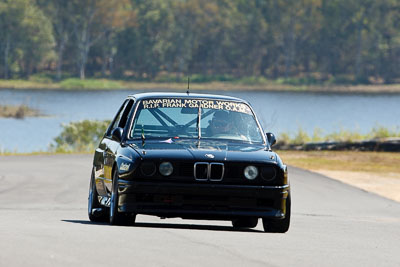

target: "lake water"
[1,89,400,152]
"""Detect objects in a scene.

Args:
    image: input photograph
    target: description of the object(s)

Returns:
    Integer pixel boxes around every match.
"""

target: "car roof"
[127,92,248,103]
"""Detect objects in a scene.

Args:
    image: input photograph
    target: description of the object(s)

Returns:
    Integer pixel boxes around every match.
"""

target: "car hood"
[128,138,276,164]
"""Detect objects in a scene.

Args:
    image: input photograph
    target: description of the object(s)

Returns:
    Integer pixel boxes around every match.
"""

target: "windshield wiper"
[141,125,145,146]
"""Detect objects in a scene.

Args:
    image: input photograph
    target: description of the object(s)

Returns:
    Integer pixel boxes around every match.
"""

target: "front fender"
[115,146,141,178]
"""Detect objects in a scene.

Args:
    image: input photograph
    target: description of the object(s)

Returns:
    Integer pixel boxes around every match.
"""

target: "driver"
[208,110,233,136]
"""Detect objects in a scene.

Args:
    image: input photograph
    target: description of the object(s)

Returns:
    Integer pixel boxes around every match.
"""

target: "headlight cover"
[140,161,156,176]
[261,166,276,181]
[159,162,173,176]
[244,165,258,180]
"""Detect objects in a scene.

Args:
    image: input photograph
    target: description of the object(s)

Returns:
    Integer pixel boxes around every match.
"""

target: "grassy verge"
[3,149,398,176]
[2,119,400,177]
[0,78,311,91]
[3,146,399,177]
[278,150,400,174]
[0,151,91,156]
[2,78,400,93]
[0,104,41,118]
[277,126,400,146]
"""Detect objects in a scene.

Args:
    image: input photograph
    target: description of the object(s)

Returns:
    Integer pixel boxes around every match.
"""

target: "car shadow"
[62,220,264,233]
[62,219,108,226]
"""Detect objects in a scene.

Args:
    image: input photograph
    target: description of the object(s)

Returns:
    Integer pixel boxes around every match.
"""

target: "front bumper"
[117,180,289,220]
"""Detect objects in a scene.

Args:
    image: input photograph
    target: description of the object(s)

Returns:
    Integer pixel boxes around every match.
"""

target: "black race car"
[88,92,290,233]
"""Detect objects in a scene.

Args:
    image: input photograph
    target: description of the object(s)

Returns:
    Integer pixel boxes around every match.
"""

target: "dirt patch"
[279,150,400,202]
[312,170,400,202]
[0,105,41,119]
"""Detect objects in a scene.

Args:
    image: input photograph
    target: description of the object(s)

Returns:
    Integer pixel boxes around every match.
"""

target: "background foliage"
[279,125,400,145]
[50,120,110,152]
[50,120,400,153]
[1,0,400,84]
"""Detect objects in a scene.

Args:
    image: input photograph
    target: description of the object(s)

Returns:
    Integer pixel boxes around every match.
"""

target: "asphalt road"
[1,154,399,267]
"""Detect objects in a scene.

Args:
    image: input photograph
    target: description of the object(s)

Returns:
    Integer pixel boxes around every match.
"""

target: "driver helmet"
[210,110,232,134]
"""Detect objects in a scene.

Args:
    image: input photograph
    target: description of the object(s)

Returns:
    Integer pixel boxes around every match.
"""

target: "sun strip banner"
[141,98,252,114]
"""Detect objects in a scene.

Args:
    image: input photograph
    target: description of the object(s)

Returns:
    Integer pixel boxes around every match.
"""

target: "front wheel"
[109,169,136,225]
[88,169,107,222]
[232,217,258,229]
[262,193,291,233]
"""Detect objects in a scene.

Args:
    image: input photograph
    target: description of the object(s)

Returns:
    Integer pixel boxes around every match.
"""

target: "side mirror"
[266,132,276,146]
[111,127,123,142]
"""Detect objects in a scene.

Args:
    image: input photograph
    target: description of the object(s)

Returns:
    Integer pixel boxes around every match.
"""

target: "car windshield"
[129,98,264,143]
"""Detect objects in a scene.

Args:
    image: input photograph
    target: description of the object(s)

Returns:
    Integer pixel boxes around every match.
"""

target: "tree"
[69,0,134,79]
[37,0,75,80]
[0,0,54,78]
[114,0,173,79]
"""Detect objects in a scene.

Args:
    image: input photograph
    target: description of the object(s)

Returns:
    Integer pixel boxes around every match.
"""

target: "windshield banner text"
[141,98,252,114]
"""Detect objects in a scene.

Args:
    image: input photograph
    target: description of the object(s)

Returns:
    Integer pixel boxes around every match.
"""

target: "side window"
[106,100,128,137]
[118,99,135,129]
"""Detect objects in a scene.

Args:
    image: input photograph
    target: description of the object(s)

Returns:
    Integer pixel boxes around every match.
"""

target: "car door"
[94,99,129,195]
[102,99,135,193]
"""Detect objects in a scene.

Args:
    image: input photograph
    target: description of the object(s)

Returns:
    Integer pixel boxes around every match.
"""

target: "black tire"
[88,169,107,222]
[109,168,136,225]
[232,217,258,229]
[262,193,291,233]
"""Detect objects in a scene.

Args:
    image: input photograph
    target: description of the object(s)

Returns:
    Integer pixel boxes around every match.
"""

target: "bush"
[275,76,320,85]
[292,127,311,145]
[189,74,236,83]
[0,104,40,119]
[50,120,110,152]
[237,76,269,85]
[278,126,400,146]
[370,125,400,139]
[277,132,291,146]
[59,78,123,89]
[324,128,367,143]
[29,73,53,84]
[326,75,356,85]
[49,120,400,153]
[311,128,324,142]
[153,73,236,83]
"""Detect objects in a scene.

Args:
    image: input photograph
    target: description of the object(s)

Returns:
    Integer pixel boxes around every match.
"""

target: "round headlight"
[244,165,258,180]
[140,162,156,176]
[159,162,173,176]
[261,166,276,181]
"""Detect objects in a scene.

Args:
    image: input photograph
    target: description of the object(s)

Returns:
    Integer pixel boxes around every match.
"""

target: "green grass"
[0,79,57,89]
[59,78,125,90]
[0,77,302,91]
[2,77,400,93]
[278,150,400,174]
[277,126,400,145]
